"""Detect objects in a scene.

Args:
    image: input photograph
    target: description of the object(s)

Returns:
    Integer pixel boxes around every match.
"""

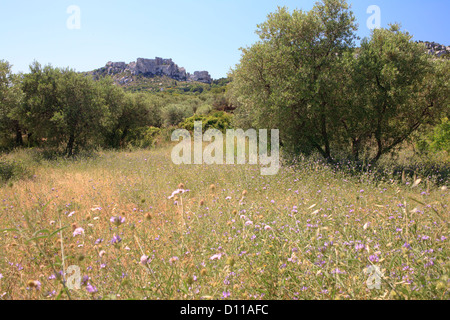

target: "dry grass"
[0,147,448,300]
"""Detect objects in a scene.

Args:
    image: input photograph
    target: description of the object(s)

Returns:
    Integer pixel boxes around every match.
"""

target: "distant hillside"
[417,41,450,58]
[88,57,213,89]
[87,41,447,92]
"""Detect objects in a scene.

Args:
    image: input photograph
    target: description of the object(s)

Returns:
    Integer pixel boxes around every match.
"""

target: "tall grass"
[0,147,448,300]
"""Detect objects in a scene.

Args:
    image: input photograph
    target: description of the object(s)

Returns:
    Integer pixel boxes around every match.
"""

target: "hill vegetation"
[0,0,448,301]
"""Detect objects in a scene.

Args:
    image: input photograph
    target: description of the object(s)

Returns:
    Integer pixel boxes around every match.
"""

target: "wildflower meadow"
[0,147,448,300]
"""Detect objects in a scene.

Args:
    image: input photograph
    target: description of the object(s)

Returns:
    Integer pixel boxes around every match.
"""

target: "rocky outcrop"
[93,57,212,84]
[135,58,187,80]
[417,41,449,58]
[188,71,212,84]
[105,61,127,75]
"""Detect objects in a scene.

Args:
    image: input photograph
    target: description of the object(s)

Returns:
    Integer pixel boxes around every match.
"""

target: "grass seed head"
[436,281,446,291]
[27,280,40,289]
[226,257,235,266]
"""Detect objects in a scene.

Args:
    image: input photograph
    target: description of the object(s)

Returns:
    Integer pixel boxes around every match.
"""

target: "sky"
[1,0,449,79]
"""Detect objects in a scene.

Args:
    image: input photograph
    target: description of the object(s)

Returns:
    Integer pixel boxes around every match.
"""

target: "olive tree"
[0,60,24,146]
[230,0,357,161]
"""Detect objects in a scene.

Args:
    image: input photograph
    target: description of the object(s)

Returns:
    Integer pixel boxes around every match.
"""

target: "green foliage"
[1,57,234,155]
[230,0,449,163]
[162,104,194,127]
[196,104,213,115]
[179,111,233,132]
[18,62,62,145]
[1,1,446,164]
[211,77,232,88]
[189,84,204,93]
[0,159,31,183]
[431,118,450,152]
[347,24,448,162]
[127,126,162,148]
[102,90,163,148]
[16,63,110,156]
[212,95,233,111]
[56,69,109,156]
[417,118,450,153]
[0,60,24,148]
[230,0,358,160]
[13,63,172,153]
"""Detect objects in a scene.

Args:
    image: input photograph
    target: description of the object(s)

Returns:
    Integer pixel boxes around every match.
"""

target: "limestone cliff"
[92,57,212,84]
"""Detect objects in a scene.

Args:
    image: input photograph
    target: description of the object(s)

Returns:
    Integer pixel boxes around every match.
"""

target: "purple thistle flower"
[110,216,126,226]
[73,227,84,237]
[140,255,150,265]
[169,256,179,265]
[209,253,223,261]
[111,234,122,244]
[86,283,98,294]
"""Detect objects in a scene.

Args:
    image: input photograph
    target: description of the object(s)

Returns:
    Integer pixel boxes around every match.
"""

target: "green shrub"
[0,160,32,183]
[127,126,162,148]
[417,118,450,153]
[162,104,194,127]
[179,111,233,133]
[196,104,213,115]
[430,118,450,152]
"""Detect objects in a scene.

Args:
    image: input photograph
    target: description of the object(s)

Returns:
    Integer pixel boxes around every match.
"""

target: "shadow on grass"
[283,151,449,187]
[0,160,33,184]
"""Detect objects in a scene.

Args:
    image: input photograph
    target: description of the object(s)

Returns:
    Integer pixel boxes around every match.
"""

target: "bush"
[162,104,194,127]
[430,118,450,152]
[196,104,213,115]
[0,160,32,183]
[417,118,450,153]
[127,126,162,148]
[179,111,233,133]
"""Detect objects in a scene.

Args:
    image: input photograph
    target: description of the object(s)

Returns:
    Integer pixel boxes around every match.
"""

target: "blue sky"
[1,0,449,79]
